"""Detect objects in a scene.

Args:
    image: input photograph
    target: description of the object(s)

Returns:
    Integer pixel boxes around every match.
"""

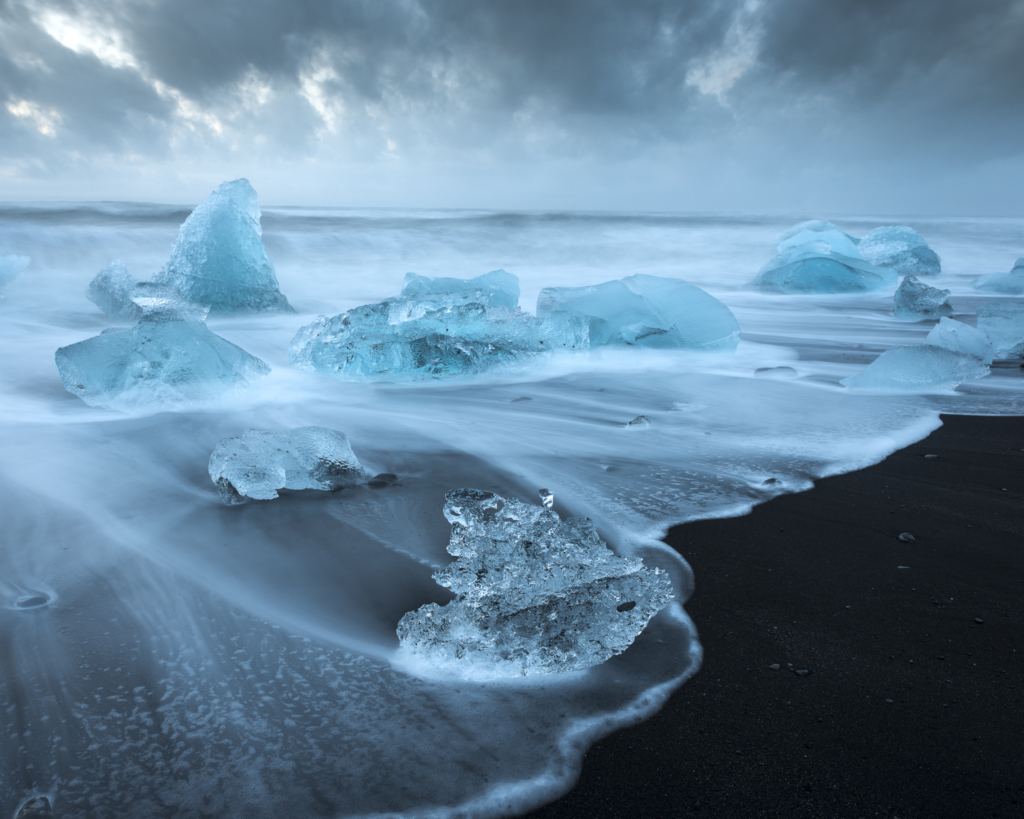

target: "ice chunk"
[755,221,896,294]
[840,345,989,392]
[396,489,673,678]
[976,300,1024,357]
[209,427,367,504]
[859,226,941,277]
[290,298,587,382]
[973,258,1024,295]
[154,179,292,313]
[536,274,740,352]
[626,415,651,428]
[925,317,994,364]
[893,275,953,321]
[55,313,270,411]
[87,261,208,323]
[0,254,30,294]
[401,269,520,310]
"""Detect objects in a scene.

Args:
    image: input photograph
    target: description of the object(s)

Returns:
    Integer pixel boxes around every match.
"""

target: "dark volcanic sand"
[527,414,1024,819]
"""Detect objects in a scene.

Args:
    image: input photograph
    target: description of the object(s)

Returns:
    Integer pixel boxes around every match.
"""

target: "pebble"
[975,618,984,624]
[885,698,894,703]
[898,532,915,542]
[924,454,938,459]
[367,473,399,489]
[794,669,811,677]
[769,663,781,670]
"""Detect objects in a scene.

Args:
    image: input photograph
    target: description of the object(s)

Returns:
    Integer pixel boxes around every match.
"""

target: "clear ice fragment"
[209,427,367,504]
[976,300,1024,357]
[893,275,953,321]
[840,345,990,392]
[859,226,941,277]
[87,261,209,323]
[925,317,994,364]
[755,221,896,294]
[154,179,292,313]
[290,298,587,382]
[536,274,740,352]
[401,269,520,310]
[0,254,30,295]
[396,489,674,678]
[973,258,1024,295]
[55,314,270,411]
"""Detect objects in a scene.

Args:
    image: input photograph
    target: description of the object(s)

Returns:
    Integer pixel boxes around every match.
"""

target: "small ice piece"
[925,317,994,364]
[755,221,896,294]
[538,488,554,508]
[840,345,990,392]
[893,275,953,321]
[536,274,740,352]
[87,261,208,323]
[973,258,1024,295]
[859,226,941,277]
[754,366,798,379]
[55,313,270,411]
[396,489,674,677]
[290,298,587,381]
[154,179,292,313]
[209,427,367,504]
[626,415,651,428]
[977,300,1024,357]
[401,269,520,310]
[0,254,30,295]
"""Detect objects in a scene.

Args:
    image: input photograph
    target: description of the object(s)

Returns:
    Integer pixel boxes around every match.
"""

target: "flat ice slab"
[55,314,270,411]
[841,344,990,392]
[396,488,674,678]
[860,226,941,277]
[154,179,292,314]
[536,274,740,351]
[209,427,367,504]
[893,275,952,321]
[925,317,994,365]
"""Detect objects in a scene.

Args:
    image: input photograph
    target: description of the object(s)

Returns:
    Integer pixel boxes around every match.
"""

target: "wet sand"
[528,413,1024,819]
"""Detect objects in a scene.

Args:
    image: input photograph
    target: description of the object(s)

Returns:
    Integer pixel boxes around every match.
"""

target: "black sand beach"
[528,414,1024,819]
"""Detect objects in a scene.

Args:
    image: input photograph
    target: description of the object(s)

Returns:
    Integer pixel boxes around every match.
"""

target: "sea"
[1,202,1022,818]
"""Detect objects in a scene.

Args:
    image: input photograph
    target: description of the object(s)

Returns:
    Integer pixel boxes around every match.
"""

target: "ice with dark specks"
[154,179,293,314]
[396,488,674,678]
[893,275,953,321]
[209,427,367,504]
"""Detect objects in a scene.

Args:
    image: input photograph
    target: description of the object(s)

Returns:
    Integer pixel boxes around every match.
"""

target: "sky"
[1,0,1023,214]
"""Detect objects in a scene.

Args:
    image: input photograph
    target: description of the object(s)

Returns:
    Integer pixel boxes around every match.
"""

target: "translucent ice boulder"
[209,427,367,504]
[55,312,270,411]
[840,345,989,392]
[976,300,1024,357]
[893,275,953,321]
[925,318,994,365]
[0,254,30,295]
[536,274,740,352]
[859,226,941,277]
[973,259,1024,295]
[87,261,208,323]
[755,220,896,294]
[396,489,673,678]
[290,297,587,382]
[154,179,292,313]
[401,269,520,310]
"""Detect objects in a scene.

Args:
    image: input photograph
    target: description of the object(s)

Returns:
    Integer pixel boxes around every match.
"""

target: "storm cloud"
[1,0,1023,212]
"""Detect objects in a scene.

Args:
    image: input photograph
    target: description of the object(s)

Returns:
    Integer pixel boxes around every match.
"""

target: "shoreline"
[526,413,1024,819]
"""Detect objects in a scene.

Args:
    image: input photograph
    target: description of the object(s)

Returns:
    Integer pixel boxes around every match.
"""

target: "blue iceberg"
[290,293,587,382]
[925,317,994,365]
[0,254,30,295]
[209,427,367,504]
[396,488,673,678]
[55,311,270,411]
[859,226,941,277]
[154,179,292,314]
[401,269,519,310]
[841,345,989,392]
[973,258,1024,295]
[536,274,740,352]
[893,275,953,321]
[977,300,1024,357]
[755,221,896,294]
